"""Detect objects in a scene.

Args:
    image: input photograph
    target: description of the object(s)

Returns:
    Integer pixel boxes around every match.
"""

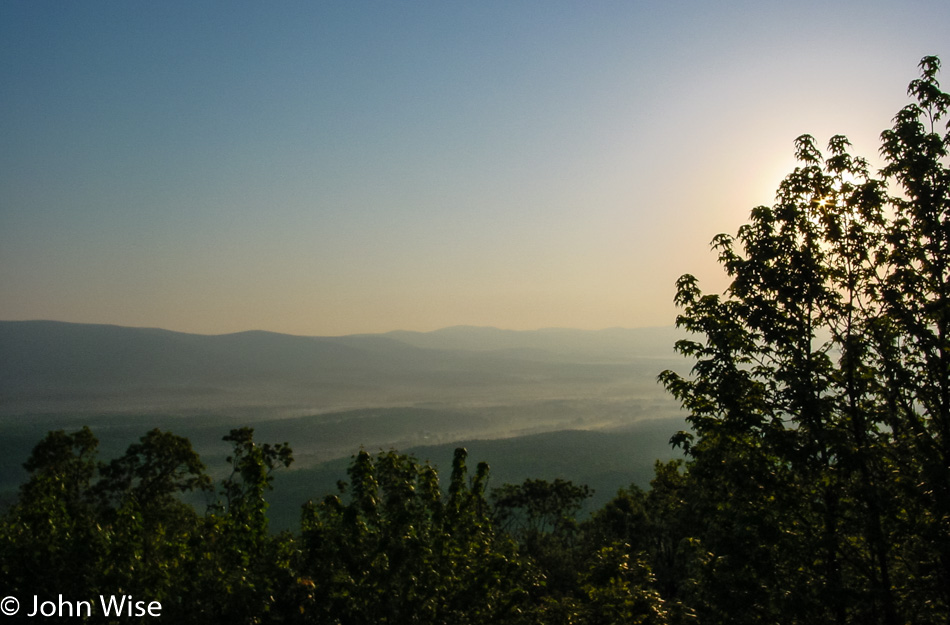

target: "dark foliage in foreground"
[2,57,948,624]
[0,426,674,624]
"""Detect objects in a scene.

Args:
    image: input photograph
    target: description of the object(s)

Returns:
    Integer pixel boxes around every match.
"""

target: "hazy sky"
[2,1,948,336]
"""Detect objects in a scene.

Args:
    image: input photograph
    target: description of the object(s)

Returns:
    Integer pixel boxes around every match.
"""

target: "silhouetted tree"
[659,55,950,624]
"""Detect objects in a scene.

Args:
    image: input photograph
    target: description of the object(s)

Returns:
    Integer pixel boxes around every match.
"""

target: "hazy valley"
[0,320,688,526]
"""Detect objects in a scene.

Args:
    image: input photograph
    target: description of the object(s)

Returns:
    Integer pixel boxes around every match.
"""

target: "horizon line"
[0,318,678,339]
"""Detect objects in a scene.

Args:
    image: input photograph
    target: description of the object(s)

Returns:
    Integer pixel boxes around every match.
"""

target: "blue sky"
[2,1,948,335]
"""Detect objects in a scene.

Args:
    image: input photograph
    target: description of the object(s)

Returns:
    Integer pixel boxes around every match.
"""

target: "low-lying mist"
[0,321,690,521]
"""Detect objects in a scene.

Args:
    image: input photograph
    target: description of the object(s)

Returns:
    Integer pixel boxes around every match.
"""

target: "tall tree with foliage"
[95,428,212,607]
[184,427,296,624]
[659,56,949,624]
[491,478,592,598]
[0,427,104,601]
[298,447,528,624]
[877,56,950,618]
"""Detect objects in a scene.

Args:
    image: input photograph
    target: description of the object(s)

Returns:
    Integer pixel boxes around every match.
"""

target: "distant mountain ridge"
[0,320,684,418]
[382,325,681,360]
[0,321,688,520]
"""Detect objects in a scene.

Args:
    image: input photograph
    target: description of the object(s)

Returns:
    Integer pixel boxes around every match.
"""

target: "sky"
[1,1,948,337]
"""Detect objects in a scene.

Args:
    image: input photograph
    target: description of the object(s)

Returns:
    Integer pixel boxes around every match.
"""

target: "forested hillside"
[1,57,948,624]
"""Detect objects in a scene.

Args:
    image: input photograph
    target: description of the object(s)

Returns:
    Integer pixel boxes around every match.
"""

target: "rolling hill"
[0,320,690,519]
